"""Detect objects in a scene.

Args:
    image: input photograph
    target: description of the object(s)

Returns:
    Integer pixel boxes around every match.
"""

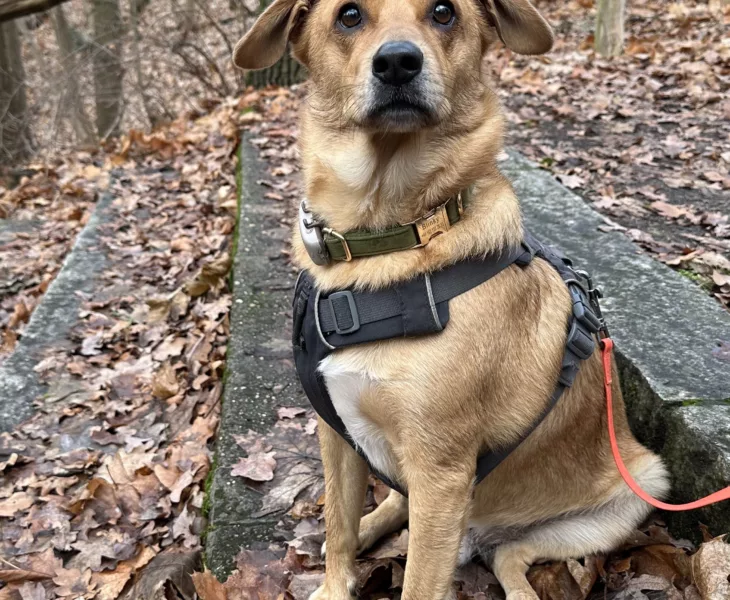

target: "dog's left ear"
[480,0,554,55]
[233,0,310,70]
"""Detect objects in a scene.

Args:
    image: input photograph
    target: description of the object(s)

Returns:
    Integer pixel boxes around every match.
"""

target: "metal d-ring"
[323,228,353,262]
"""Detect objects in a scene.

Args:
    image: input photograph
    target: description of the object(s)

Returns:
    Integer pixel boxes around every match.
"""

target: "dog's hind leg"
[310,418,370,600]
[357,489,409,554]
[490,456,669,600]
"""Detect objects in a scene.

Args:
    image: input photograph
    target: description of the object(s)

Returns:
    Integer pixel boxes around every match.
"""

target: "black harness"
[292,231,606,495]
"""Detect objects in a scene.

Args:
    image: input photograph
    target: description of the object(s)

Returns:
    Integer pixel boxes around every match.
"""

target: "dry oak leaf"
[18,582,47,600]
[0,491,35,517]
[527,561,588,600]
[153,336,186,361]
[152,363,180,400]
[556,174,585,190]
[712,271,730,288]
[53,568,96,599]
[691,536,730,600]
[91,547,157,600]
[277,407,307,420]
[184,254,232,297]
[125,551,201,600]
[0,565,53,584]
[231,451,277,482]
[191,570,227,600]
[365,529,410,560]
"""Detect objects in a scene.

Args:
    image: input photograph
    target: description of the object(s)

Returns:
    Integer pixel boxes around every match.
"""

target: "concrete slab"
[205,139,308,579]
[0,194,114,431]
[503,151,730,537]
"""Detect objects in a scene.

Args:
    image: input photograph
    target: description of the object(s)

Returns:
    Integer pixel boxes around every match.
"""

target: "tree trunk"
[247,52,306,88]
[52,5,96,144]
[246,0,305,88]
[91,0,124,139]
[0,19,32,163]
[595,0,626,57]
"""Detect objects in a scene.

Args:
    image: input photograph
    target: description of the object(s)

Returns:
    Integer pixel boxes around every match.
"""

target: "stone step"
[205,139,305,578]
[0,193,114,431]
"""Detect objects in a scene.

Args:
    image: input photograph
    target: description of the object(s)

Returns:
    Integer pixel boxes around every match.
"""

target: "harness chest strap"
[293,232,604,497]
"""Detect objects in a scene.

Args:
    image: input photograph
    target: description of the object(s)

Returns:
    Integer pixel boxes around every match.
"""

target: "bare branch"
[0,0,71,23]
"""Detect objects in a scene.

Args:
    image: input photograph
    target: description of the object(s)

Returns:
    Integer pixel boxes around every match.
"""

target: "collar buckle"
[414,202,451,247]
[299,201,331,265]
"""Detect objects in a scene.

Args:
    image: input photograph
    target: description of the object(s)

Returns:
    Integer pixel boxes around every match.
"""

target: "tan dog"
[234,2,670,599]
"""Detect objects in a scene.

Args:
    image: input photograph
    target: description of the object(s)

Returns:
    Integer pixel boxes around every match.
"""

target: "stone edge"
[0,192,114,431]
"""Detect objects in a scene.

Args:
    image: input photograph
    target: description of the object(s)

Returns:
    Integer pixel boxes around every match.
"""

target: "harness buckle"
[327,291,360,335]
[576,269,610,337]
[414,203,451,247]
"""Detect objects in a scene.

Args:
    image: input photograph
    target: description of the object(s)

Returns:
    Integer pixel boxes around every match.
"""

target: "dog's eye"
[432,1,455,26]
[338,4,363,29]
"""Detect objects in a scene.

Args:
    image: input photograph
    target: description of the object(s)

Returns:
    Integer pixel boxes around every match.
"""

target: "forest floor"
[497,0,730,311]
[0,99,247,600]
[0,0,729,598]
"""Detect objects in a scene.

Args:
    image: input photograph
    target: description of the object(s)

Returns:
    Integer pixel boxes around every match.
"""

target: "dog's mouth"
[362,89,438,131]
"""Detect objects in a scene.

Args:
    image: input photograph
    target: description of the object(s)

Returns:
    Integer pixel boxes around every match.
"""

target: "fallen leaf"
[192,570,227,600]
[124,551,201,600]
[152,363,180,400]
[691,537,730,600]
[231,451,277,482]
[277,407,307,420]
[0,492,35,517]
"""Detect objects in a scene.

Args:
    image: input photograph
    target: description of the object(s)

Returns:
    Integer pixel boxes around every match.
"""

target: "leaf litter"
[0,97,258,600]
[492,0,730,313]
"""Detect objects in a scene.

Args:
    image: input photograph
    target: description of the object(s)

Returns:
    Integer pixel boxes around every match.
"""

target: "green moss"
[681,399,703,407]
[202,455,217,518]
[200,453,219,553]
[677,269,713,291]
[229,143,244,287]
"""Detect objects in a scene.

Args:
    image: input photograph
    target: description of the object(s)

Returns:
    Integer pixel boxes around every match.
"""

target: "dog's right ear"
[233,0,310,70]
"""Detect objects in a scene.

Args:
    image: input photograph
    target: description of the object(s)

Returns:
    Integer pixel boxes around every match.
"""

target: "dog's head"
[234,0,552,133]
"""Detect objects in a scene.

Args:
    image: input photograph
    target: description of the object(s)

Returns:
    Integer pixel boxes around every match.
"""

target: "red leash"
[602,338,730,510]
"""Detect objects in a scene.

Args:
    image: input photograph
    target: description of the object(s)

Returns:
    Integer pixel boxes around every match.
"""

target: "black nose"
[372,41,423,86]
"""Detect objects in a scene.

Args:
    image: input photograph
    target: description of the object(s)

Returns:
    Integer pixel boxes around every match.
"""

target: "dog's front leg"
[401,467,473,600]
[310,418,369,600]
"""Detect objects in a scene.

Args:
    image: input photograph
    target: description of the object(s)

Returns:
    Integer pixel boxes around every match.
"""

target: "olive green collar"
[299,193,465,264]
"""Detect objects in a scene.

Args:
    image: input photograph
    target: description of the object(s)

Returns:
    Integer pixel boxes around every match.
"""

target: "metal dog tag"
[299,201,330,266]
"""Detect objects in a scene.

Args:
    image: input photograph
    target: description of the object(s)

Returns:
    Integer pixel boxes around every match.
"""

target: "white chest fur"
[318,354,399,480]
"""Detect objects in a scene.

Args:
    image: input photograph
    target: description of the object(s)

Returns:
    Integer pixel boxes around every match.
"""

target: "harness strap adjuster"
[568,285,601,334]
[326,291,360,335]
[565,319,595,361]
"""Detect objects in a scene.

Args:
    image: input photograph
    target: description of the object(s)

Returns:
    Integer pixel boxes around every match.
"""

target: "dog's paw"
[308,584,355,600]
